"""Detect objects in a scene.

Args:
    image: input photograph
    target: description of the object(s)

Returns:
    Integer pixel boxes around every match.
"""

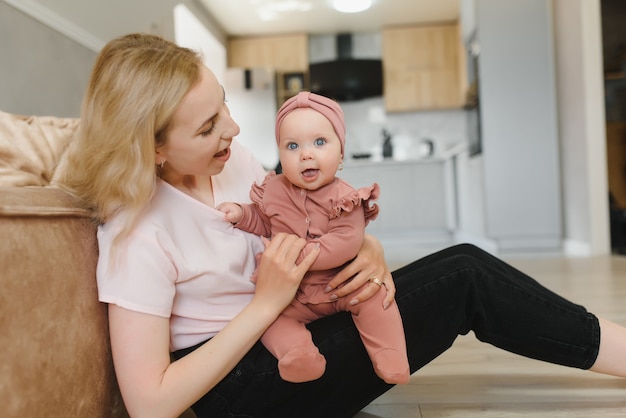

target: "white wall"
[553,0,609,255]
[223,68,279,170]
[174,4,226,82]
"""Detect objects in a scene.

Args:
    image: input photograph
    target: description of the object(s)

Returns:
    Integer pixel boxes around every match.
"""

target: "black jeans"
[173,244,600,418]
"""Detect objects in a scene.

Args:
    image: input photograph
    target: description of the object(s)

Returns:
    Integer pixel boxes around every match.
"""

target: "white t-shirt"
[96,141,267,351]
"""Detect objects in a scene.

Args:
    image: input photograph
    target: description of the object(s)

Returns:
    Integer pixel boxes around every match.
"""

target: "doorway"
[601,0,626,254]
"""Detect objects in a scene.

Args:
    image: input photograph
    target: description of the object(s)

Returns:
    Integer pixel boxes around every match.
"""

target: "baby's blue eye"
[287,143,298,150]
[314,138,326,146]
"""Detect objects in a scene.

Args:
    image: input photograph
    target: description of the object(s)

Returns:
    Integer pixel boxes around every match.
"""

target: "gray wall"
[478,0,562,250]
[0,2,95,117]
[458,0,609,255]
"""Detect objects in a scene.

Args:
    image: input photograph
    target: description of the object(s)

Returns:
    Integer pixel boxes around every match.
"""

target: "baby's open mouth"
[302,169,318,178]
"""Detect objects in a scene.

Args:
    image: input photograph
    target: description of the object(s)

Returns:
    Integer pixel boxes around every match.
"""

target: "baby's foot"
[372,348,410,384]
[278,346,326,383]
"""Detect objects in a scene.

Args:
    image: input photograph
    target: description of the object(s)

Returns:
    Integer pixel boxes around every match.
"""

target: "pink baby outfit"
[235,171,410,384]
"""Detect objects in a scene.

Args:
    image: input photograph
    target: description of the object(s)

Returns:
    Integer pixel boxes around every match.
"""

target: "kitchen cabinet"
[382,23,466,112]
[227,33,309,72]
[339,159,456,241]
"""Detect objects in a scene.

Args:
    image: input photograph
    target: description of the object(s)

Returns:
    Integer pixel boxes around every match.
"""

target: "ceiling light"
[332,0,372,13]
[256,0,313,21]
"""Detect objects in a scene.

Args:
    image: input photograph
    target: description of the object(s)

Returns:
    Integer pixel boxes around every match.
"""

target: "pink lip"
[214,147,231,162]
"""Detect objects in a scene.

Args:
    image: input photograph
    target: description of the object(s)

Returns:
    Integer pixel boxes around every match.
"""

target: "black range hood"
[308,34,383,102]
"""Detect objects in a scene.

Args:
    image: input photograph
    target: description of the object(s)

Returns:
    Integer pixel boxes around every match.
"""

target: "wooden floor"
[355,249,626,417]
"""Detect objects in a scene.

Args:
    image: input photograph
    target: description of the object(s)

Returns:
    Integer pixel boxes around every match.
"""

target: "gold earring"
[338,160,344,171]
[160,160,165,168]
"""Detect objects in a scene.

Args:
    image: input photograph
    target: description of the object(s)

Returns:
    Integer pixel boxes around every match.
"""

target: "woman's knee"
[446,243,490,259]
[430,243,493,273]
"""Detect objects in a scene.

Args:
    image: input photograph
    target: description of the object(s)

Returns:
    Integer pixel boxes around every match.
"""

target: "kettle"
[417,138,434,158]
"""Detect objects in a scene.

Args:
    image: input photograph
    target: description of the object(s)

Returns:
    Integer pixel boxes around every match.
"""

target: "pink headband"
[275,91,346,156]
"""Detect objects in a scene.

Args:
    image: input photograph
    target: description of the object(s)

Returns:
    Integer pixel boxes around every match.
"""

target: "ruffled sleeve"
[330,182,380,226]
[249,170,276,205]
[234,171,278,238]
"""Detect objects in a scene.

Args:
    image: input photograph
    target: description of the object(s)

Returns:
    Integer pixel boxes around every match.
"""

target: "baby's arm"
[218,202,272,237]
[300,207,366,271]
[217,202,243,224]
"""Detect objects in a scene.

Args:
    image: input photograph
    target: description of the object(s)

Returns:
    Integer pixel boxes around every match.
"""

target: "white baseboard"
[562,239,592,257]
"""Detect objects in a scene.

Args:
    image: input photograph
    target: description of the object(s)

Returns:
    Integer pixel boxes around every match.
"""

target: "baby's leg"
[347,289,410,384]
[261,304,327,383]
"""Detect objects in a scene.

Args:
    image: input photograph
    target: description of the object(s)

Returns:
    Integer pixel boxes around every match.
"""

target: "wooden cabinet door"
[383,24,465,112]
[228,34,308,72]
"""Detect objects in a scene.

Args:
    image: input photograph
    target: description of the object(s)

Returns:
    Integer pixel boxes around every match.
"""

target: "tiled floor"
[355,248,626,417]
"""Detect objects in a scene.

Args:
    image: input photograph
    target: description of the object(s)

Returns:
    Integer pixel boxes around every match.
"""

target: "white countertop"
[344,142,467,167]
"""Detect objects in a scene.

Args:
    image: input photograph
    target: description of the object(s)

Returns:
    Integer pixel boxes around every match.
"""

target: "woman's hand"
[253,233,320,312]
[324,234,395,309]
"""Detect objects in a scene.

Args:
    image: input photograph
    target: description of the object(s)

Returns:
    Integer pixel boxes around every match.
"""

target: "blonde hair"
[55,33,202,247]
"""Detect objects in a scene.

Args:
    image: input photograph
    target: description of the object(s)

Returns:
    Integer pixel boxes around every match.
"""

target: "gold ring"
[369,277,383,287]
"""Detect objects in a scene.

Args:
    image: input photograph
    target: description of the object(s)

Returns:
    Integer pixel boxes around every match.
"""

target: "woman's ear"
[155,147,164,166]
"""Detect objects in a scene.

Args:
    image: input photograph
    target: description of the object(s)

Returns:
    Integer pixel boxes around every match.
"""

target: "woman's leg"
[397,245,626,378]
[394,243,600,372]
[591,317,626,376]
[177,243,624,418]
[174,313,391,418]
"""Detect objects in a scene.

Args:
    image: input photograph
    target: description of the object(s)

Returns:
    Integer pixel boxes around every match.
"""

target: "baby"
[218,91,409,384]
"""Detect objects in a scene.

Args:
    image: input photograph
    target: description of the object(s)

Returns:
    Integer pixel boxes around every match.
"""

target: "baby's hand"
[216,202,243,224]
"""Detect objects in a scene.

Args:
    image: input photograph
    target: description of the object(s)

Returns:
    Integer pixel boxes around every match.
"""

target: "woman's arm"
[324,233,396,309]
[109,233,320,418]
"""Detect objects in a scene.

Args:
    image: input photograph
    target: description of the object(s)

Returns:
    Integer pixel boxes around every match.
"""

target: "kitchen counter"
[339,151,459,244]
[345,156,447,168]
[344,142,467,168]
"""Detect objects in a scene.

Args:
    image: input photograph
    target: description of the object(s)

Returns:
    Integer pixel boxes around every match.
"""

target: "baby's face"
[277,108,343,191]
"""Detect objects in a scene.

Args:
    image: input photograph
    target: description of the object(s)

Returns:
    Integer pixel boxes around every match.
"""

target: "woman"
[55,33,626,418]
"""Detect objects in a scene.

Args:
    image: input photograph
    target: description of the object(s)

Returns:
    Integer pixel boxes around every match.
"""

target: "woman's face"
[156,65,240,181]
[278,108,343,191]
